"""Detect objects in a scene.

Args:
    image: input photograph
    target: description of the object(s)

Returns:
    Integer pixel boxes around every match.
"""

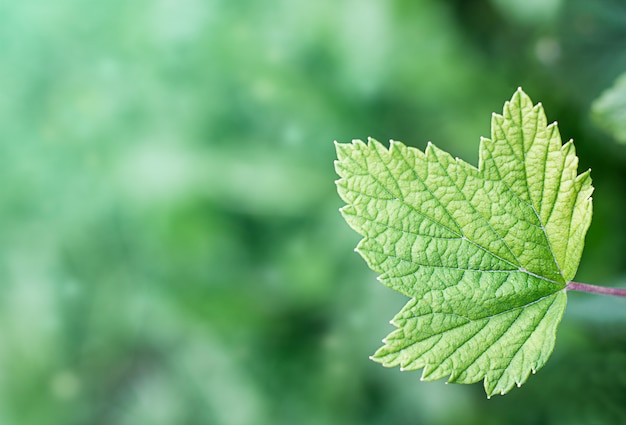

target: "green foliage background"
[2,0,626,423]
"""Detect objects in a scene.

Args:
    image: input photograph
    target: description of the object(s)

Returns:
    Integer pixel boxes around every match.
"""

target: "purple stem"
[566,281,626,298]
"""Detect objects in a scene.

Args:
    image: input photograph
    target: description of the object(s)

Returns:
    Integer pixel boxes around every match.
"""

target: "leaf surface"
[334,88,593,396]
[592,71,626,144]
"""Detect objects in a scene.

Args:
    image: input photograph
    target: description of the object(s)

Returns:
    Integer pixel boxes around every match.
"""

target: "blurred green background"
[2,0,626,424]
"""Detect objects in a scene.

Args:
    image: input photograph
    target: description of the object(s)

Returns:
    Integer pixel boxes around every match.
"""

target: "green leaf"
[591,71,626,144]
[334,88,593,397]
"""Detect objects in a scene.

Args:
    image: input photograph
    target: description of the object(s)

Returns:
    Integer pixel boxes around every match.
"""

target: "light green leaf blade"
[334,88,593,397]
[591,71,626,144]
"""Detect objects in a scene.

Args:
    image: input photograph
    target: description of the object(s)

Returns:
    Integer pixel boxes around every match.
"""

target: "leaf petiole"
[566,281,626,297]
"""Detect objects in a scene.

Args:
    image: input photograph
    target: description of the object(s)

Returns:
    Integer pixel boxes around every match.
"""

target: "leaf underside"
[334,88,593,397]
